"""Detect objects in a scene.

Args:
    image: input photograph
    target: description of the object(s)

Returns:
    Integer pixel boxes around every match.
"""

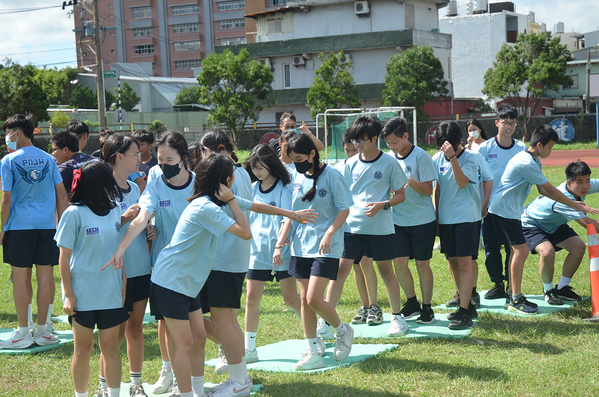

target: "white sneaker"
[294,350,325,371]
[316,318,334,340]
[152,366,173,394]
[1,330,34,349]
[333,323,353,362]
[33,329,59,346]
[169,379,179,397]
[28,322,35,335]
[46,321,55,334]
[210,376,252,393]
[215,345,229,375]
[387,314,409,337]
[316,335,326,356]
[130,383,148,397]
[245,348,259,363]
[433,241,441,250]
[209,378,252,397]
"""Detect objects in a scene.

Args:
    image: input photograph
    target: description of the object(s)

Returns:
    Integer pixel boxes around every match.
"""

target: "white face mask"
[468,129,480,139]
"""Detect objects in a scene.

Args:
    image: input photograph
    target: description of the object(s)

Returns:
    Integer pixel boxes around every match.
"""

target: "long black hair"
[70,162,122,216]
[435,121,462,152]
[244,144,291,185]
[286,133,324,202]
[188,153,236,206]
[102,134,139,166]
[466,118,488,140]
[188,139,204,171]
[201,129,238,162]
[155,131,189,168]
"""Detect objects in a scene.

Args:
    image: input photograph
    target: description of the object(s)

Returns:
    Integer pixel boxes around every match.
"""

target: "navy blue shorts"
[393,221,437,261]
[289,256,339,280]
[3,229,58,268]
[247,269,292,282]
[439,221,481,259]
[124,274,151,312]
[523,224,579,254]
[199,271,246,313]
[69,307,129,330]
[342,233,395,262]
[150,282,202,321]
[490,213,526,246]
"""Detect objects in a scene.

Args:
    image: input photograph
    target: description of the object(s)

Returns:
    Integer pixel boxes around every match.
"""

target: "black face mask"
[160,163,181,180]
[294,159,312,174]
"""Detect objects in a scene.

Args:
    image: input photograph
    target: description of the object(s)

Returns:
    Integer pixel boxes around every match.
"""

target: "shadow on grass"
[0,312,19,324]
[257,380,409,397]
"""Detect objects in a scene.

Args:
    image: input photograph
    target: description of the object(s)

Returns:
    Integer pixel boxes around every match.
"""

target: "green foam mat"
[53,303,156,324]
[0,328,73,354]
[118,382,263,396]
[351,313,473,339]
[206,339,398,374]
[434,290,585,316]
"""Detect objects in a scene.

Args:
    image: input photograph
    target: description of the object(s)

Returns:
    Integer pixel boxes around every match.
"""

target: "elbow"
[241,229,252,240]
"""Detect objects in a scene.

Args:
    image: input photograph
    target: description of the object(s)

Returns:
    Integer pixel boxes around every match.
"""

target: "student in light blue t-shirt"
[488,125,598,315]
[56,161,129,397]
[522,160,599,304]
[382,117,438,325]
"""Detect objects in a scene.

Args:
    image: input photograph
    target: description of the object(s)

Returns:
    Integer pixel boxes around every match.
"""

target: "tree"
[105,90,116,111]
[34,67,79,106]
[118,81,141,112]
[482,31,573,141]
[306,51,360,121]
[174,86,202,111]
[0,64,49,123]
[197,48,274,142]
[382,45,448,123]
[70,84,116,111]
[51,111,71,128]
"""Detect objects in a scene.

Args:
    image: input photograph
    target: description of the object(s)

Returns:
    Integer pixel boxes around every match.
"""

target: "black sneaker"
[366,304,383,325]
[448,309,473,330]
[484,282,506,299]
[471,291,481,309]
[555,285,582,301]
[468,302,479,319]
[351,305,368,324]
[445,292,460,307]
[400,299,421,319]
[416,306,435,324]
[508,296,539,314]
[544,289,564,305]
[447,309,459,321]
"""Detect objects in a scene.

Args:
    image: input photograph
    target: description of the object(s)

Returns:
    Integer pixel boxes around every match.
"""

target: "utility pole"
[93,0,106,128]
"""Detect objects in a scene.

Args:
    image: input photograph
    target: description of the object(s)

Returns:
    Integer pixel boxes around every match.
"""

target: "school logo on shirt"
[269,201,276,206]
[85,227,100,236]
[318,188,327,198]
[120,202,127,211]
[489,154,498,159]
[159,200,171,207]
[15,162,50,184]
[374,171,382,179]
[440,166,448,172]
[115,222,121,233]
[293,183,301,190]
[404,166,411,176]
[352,172,360,181]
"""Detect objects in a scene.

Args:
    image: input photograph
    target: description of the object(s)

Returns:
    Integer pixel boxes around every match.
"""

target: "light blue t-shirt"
[477,137,527,197]
[489,150,548,220]
[334,159,351,233]
[1,146,62,231]
[212,166,254,273]
[521,180,599,233]
[118,181,152,278]
[147,164,162,184]
[138,172,195,265]
[476,151,494,203]
[344,151,407,235]
[290,165,353,258]
[388,146,437,227]
[151,196,235,298]
[249,179,292,272]
[433,149,481,225]
[55,205,124,311]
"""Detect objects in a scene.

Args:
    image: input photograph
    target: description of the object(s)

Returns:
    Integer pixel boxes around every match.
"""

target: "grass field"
[2,165,599,396]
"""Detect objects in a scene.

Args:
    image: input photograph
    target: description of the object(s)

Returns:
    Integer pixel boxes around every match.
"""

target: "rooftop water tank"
[554,21,564,34]
[446,0,457,16]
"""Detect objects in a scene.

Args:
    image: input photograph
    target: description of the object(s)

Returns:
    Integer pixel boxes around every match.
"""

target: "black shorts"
[69,307,129,330]
[439,221,481,259]
[124,274,151,312]
[150,282,202,321]
[393,221,437,261]
[3,229,59,268]
[523,224,579,254]
[342,233,395,262]
[490,213,526,246]
[289,256,339,280]
[247,269,292,282]
[199,271,246,314]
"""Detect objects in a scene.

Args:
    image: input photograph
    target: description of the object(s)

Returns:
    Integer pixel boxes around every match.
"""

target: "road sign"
[103,70,117,79]
[113,109,128,122]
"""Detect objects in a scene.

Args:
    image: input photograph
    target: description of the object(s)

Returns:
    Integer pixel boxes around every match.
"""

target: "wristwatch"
[383,201,390,210]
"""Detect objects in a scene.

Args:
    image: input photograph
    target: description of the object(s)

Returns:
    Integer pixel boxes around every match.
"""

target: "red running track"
[540,149,599,167]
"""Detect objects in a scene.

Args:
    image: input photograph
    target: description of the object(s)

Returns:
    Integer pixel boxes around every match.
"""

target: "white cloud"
[515,0,598,34]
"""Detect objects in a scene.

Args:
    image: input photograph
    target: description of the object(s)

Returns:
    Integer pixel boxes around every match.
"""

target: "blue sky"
[0,0,597,69]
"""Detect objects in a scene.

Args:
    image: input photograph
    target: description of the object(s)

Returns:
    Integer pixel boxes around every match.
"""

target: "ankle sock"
[18,326,29,337]
[107,388,120,397]
[306,337,319,353]
[557,276,571,290]
[75,392,88,397]
[543,282,554,292]
[245,332,257,351]
[407,296,418,303]
[162,360,171,369]
[512,293,523,302]
[229,362,245,385]
[472,286,477,295]
[27,304,32,325]
[333,322,346,334]
[99,376,107,390]
[130,371,142,385]
[47,303,53,324]
[191,375,204,394]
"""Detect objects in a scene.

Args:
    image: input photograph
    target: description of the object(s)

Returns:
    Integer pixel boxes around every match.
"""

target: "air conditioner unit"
[354,1,369,15]
[257,58,272,68]
[292,55,305,66]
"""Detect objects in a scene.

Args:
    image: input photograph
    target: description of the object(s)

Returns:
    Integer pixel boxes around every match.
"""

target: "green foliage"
[482,31,573,141]
[382,45,449,123]
[472,98,495,113]
[117,81,141,112]
[149,120,167,135]
[105,89,117,111]
[197,48,274,142]
[306,51,360,121]
[83,119,100,127]
[51,111,71,128]
[69,84,97,109]
[34,67,78,105]
[0,64,50,123]
[175,86,202,111]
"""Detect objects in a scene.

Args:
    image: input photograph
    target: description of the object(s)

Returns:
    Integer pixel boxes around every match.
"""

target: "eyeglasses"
[51,147,60,153]
[351,138,370,146]
[125,152,141,159]
[500,121,518,128]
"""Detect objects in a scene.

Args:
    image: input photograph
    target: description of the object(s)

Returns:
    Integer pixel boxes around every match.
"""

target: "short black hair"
[99,128,115,139]
[244,143,291,185]
[280,112,296,125]
[280,129,296,144]
[66,121,89,138]
[155,131,189,169]
[465,118,488,140]
[132,129,155,144]
[347,116,381,141]
[381,117,408,139]
[4,114,34,140]
[435,121,462,152]
[565,160,592,182]
[70,161,122,216]
[530,124,558,148]
[102,134,139,166]
[342,128,352,145]
[51,131,79,153]
[497,105,518,120]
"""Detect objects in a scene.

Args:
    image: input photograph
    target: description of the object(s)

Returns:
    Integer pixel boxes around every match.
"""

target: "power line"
[0,5,62,15]
[0,47,76,57]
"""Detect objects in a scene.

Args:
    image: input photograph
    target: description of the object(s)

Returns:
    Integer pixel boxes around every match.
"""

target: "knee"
[306,293,321,310]
[74,342,93,359]
[246,291,262,307]
[283,293,299,307]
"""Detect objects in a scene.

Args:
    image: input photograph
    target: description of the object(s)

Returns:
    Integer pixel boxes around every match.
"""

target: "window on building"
[283,64,291,88]
[111,49,116,53]
[269,0,290,5]
[219,37,247,45]
[217,0,244,11]
[172,5,199,15]
[218,19,245,30]
[268,19,282,34]
[172,23,200,34]
[134,44,154,54]
[174,40,202,52]
[132,6,152,19]
[563,75,579,90]
[152,62,156,73]
[110,32,115,36]
[108,3,113,7]
[174,59,202,69]
[133,27,153,37]
[82,51,88,57]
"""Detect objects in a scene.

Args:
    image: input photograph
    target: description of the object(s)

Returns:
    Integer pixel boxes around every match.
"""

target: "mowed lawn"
[2,164,599,396]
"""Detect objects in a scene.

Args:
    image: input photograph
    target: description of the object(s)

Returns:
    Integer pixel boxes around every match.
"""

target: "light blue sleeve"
[477,153,493,182]
[390,161,408,192]
[551,202,585,222]
[235,196,253,211]
[54,208,79,250]
[1,157,13,191]
[138,181,158,214]
[589,180,599,195]
[332,172,353,212]
[280,185,292,211]
[519,161,548,186]
[461,153,479,184]
[201,204,236,237]
[417,152,437,183]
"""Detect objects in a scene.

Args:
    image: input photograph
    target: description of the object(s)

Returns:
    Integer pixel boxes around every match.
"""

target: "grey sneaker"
[544,289,564,305]
[130,383,148,397]
[333,323,354,362]
[215,345,229,374]
[366,304,383,325]
[169,379,180,397]
[351,305,368,324]
[445,292,460,307]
